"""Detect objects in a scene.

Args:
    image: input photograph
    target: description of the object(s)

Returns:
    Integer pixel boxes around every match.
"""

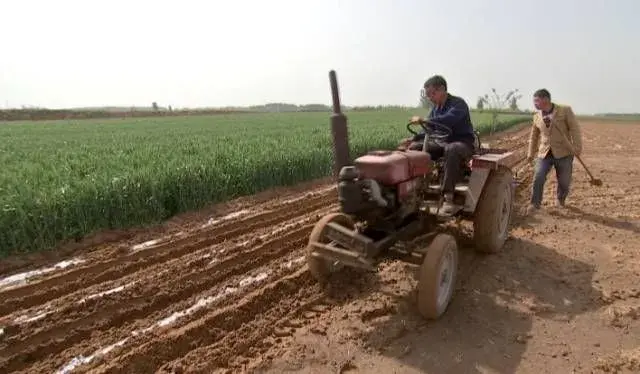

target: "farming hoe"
[305,70,519,320]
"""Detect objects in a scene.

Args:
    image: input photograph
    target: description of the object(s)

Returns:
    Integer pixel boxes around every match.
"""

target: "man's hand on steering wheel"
[407,116,431,136]
[407,116,453,144]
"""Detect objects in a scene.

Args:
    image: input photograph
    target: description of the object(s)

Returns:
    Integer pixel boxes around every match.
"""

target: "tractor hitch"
[308,216,424,271]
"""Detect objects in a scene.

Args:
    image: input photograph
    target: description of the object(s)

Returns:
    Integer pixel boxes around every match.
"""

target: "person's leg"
[422,141,443,158]
[441,142,473,193]
[530,154,554,208]
[440,142,473,214]
[553,155,574,206]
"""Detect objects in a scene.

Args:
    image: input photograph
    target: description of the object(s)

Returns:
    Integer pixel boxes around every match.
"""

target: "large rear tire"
[417,233,459,320]
[473,166,514,253]
[306,212,355,284]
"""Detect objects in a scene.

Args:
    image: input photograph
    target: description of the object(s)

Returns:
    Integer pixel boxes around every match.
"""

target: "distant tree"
[152,102,159,111]
[480,88,521,134]
[509,94,522,111]
[477,97,485,111]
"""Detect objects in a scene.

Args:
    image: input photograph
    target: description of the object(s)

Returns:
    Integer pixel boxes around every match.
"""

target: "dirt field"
[0,121,638,374]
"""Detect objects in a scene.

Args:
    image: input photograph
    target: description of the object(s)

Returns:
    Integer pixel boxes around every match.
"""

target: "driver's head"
[533,89,552,112]
[423,75,448,107]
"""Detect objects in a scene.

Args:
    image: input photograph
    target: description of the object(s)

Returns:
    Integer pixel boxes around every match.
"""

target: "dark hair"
[424,75,447,91]
[533,89,551,99]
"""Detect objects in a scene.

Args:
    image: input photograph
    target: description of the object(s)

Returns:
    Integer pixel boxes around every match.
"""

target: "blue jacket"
[413,94,475,145]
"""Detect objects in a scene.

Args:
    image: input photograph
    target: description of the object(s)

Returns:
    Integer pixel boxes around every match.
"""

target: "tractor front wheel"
[416,233,459,320]
[306,212,355,284]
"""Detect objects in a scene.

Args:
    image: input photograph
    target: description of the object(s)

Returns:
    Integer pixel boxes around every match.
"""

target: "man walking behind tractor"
[527,89,583,211]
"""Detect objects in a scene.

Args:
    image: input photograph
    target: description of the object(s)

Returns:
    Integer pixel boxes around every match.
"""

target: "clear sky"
[2,0,638,114]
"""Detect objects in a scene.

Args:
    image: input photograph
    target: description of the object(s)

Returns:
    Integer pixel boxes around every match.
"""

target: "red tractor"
[306,71,519,320]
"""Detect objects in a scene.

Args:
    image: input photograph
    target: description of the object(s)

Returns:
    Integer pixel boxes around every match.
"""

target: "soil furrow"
[86,267,317,374]
[0,222,320,373]
[2,205,336,334]
[0,193,335,315]
[160,295,330,374]
[162,273,374,374]
[34,250,310,374]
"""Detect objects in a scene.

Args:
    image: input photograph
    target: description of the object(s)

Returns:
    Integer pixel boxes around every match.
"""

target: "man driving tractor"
[403,75,476,215]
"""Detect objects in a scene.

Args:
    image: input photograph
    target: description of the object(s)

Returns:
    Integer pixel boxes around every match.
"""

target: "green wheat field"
[0,109,528,256]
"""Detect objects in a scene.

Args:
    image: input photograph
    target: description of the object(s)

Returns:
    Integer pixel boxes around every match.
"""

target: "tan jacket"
[527,103,583,159]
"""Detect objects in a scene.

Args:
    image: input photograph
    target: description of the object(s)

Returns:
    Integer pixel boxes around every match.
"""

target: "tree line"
[1,90,531,122]
[0,104,444,121]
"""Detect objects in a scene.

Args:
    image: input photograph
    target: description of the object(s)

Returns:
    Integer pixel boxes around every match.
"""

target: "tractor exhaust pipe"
[329,70,351,178]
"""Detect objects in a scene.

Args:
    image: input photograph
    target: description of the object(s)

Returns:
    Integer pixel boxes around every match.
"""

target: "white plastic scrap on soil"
[156,285,240,328]
[285,256,305,269]
[14,309,53,324]
[157,271,268,328]
[209,239,249,260]
[201,209,252,229]
[56,257,307,373]
[0,258,86,291]
[278,185,335,205]
[126,186,333,253]
[128,231,187,252]
[129,208,254,252]
[259,216,318,241]
[130,238,164,252]
[77,282,136,304]
[11,282,135,326]
[55,338,129,374]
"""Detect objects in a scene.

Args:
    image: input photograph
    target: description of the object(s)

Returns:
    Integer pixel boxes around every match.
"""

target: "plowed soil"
[1,121,638,374]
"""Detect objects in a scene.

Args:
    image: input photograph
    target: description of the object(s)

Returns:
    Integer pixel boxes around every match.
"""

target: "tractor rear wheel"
[306,212,355,284]
[473,166,514,253]
[416,233,459,320]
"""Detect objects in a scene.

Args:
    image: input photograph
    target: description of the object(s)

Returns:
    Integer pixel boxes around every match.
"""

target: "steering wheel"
[406,119,452,141]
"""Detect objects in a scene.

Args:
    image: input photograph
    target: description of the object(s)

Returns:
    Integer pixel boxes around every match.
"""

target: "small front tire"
[416,233,459,320]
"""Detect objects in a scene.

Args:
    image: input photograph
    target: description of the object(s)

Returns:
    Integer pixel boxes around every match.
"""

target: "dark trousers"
[414,141,473,194]
[531,152,574,207]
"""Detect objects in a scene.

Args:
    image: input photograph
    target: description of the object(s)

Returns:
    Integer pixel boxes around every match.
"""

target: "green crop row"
[0,109,529,256]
